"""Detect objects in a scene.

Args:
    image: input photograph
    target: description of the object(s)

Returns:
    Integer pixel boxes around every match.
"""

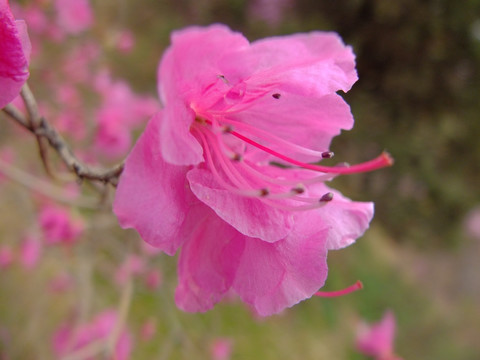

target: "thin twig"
[21,84,56,179]
[2,86,124,186]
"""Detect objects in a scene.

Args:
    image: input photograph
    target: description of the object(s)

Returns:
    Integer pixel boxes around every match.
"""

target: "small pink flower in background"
[464,206,480,240]
[249,0,293,27]
[48,272,74,293]
[140,318,156,342]
[94,106,133,158]
[39,204,84,245]
[54,0,93,35]
[115,30,135,53]
[53,309,132,360]
[0,245,14,269]
[210,338,233,360]
[144,268,163,290]
[0,0,31,109]
[356,311,403,360]
[115,254,146,285]
[19,234,42,270]
[114,25,391,316]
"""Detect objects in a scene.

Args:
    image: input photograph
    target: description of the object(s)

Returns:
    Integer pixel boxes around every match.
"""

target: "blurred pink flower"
[140,318,156,341]
[114,25,391,316]
[54,0,93,34]
[464,206,480,240]
[356,310,402,360]
[48,272,74,293]
[115,30,135,53]
[0,245,14,269]
[19,234,42,270]
[249,0,293,27]
[93,73,159,158]
[53,309,132,360]
[94,106,133,158]
[39,205,84,245]
[144,268,162,290]
[210,338,232,360]
[0,0,31,108]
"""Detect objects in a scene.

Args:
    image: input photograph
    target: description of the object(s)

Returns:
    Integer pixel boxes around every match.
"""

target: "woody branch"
[2,84,124,186]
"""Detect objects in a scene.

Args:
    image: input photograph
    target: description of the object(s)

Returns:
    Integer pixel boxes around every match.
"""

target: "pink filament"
[230,130,393,174]
[314,280,363,298]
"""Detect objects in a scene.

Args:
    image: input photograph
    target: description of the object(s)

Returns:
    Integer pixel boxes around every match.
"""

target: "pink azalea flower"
[114,25,392,316]
[53,309,132,360]
[210,338,232,360]
[356,311,403,360]
[19,234,42,270]
[38,204,84,245]
[0,245,14,269]
[139,317,156,341]
[54,0,93,35]
[249,0,293,27]
[464,206,480,240]
[114,254,146,285]
[144,268,163,290]
[0,0,31,109]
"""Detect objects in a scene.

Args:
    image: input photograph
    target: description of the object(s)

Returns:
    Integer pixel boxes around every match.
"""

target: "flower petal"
[226,92,354,163]
[175,204,245,312]
[187,167,294,243]
[311,183,374,250]
[157,25,249,165]
[113,112,198,255]
[220,31,357,97]
[0,3,31,108]
[233,214,329,316]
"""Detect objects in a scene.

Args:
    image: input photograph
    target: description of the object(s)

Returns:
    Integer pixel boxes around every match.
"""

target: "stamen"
[229,129,394,174]
[321,151,334,159]
[272,93,281,99]
[314,280,363,298]
[218,118,330,158]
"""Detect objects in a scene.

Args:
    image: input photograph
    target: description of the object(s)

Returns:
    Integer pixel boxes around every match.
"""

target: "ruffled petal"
[157,24,249,165]
[233,213,329,316]
[175,204,245,312]
[220,31,357,98]
[187,167,294,243]
[0,4,30,108]
[310,183,374,250]
[113,112,198,255]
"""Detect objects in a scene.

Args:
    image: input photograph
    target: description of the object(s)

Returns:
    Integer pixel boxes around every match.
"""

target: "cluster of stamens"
[190,97,393,212]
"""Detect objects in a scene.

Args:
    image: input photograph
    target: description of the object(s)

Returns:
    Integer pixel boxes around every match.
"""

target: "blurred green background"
[1,0,480,359]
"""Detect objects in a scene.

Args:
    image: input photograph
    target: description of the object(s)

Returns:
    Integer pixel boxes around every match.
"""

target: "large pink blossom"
[114,25,391,316]
[0,0,31,109]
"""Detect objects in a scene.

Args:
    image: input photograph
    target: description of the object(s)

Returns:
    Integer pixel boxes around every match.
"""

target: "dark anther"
[321,151,334,159]
[272,93,281,99]
[232,153,243,162]
[218,74,228,83]
[259,188,270,197]
[319,192,334,202]
[291,185,305,194]
[223,125,233,133]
